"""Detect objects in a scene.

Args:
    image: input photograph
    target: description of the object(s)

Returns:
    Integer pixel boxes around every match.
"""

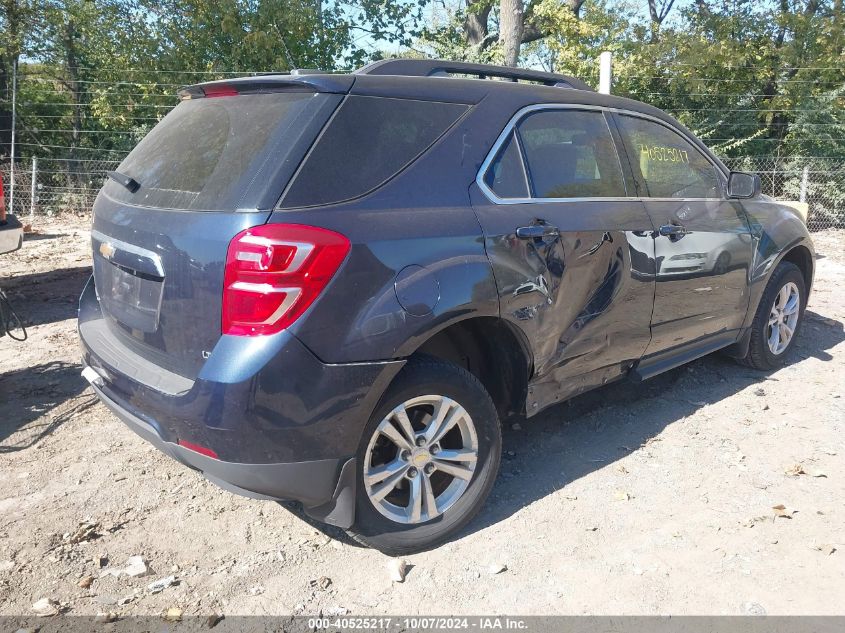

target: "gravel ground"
[0,217,843,617]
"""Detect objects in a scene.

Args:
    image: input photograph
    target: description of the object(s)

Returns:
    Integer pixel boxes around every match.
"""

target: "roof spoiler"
[355,59,592,91]
[178,74,354,99]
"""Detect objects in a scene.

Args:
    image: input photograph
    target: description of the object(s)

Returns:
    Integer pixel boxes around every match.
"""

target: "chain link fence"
[1,158,118,218]
[722,157,845,231]
[2,156,844,231]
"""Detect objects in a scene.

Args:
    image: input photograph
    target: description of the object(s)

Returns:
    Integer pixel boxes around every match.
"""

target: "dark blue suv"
[79,60,814,554]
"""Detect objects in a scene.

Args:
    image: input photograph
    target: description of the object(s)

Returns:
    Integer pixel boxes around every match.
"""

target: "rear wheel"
[739,261,806,370]
[348,357,501,555]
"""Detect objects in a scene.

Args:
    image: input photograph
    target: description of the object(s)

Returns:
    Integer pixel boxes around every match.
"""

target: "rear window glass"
[281,96,468,208]
[104,92,322,211]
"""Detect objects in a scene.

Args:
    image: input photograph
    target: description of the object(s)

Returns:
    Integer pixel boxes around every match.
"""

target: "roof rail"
[355,59,592,91]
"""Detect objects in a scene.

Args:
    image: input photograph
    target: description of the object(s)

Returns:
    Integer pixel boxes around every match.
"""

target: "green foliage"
[0,0,425,162]
[0,0,842,168]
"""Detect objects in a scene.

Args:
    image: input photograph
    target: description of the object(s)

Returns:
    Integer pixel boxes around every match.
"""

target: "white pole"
[30,156,37,218]
[799,165,809,203]
[9,58,16,216]
[599,51,612,95]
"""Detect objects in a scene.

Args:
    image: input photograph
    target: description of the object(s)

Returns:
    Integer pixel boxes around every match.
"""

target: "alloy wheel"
[363,395,479,524]
[767,281,800,355]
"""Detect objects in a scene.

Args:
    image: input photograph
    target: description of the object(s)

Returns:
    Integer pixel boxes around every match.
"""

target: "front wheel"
[739,261,806,370]
[347,357,501,555]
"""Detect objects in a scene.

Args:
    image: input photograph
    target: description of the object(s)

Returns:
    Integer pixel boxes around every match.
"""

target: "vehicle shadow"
[0,360,96,453]
[465,309,844,538]
[0,265,91,327]
[289,310,844,550]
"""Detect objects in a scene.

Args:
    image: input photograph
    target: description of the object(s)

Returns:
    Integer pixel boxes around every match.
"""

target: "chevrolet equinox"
[79,59,815,554]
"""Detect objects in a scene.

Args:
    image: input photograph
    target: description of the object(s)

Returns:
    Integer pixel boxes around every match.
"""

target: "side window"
[281,96,468,208]
[616,115,722,199]
[517,110,626,198]
[483,131,529,199]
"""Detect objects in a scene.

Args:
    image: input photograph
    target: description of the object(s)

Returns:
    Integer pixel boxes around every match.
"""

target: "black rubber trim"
[304,457,357,528]
[90,378,343,507]
[631,331,738,381]
[80,318,194,396]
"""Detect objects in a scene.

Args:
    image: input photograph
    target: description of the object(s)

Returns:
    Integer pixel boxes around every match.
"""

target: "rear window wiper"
[107,170,141,193]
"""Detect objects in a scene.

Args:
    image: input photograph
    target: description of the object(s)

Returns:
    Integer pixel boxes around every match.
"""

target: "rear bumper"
[90,379,356,525]
[92,379,339,503]
[78,275,404,526]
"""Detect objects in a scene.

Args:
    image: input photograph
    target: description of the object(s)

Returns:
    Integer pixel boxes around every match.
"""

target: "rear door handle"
[516,225,560,239]
[658,223,688,237]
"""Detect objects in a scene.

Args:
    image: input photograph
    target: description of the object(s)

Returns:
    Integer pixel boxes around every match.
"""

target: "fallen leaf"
[66,520,100,544]
[162,607,183,622]
[784,464,806,476]
[308,576,332,590]
[772,504,797,519]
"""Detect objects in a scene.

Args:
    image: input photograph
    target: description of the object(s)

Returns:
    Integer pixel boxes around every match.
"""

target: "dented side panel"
[469,185,656,413]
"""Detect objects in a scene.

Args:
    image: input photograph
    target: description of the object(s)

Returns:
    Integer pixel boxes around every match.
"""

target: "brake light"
[222,224,350,336]
[203,84,239,98]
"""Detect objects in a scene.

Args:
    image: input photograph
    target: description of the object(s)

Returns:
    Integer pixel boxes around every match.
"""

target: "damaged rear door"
[470,105,655,413]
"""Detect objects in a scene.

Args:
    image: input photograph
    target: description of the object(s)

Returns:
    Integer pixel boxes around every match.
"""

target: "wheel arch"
[727,239,815,359]
[406,316,534,420]
[780,243,814,296]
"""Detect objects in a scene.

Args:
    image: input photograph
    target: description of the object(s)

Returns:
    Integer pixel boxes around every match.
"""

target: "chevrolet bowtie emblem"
[99,242,116,259]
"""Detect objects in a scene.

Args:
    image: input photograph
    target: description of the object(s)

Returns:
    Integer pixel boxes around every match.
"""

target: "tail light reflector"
[222,224,350,336]
[178,439,219,459]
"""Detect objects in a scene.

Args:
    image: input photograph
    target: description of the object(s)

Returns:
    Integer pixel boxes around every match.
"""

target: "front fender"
[741,198,815,331]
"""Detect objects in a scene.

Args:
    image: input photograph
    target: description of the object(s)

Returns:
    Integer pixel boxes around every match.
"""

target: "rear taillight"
[222,224,350,336]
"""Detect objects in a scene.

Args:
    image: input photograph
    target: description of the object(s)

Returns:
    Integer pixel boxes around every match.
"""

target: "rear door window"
[616,115,722,199]
[104,91,329,211]
[281,96,468,208]
[516,109,626,199]
[483,131,529,199]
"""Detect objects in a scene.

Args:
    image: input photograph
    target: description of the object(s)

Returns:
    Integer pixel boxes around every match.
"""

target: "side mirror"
[727,171,761,199]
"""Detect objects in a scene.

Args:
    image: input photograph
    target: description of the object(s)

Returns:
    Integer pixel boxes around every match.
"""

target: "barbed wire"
[2,155,841,232]
[3,63,842,232]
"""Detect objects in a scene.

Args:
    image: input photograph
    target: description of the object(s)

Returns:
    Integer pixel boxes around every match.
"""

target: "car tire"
[347,356,501,555]
[714,251,731,275]
[739,261,806,370]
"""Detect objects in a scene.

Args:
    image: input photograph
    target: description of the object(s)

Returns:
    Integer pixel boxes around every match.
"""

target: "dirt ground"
[0,216,843,618]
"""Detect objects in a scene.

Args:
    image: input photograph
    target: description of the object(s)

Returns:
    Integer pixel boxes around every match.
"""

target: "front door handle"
[658,223,688,237]
[516,224,560,239]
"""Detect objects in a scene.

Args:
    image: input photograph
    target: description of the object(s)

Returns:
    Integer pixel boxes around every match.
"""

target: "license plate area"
[95,258,164,332]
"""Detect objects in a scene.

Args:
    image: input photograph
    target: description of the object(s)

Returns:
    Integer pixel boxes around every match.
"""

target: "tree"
[0,0,39,158]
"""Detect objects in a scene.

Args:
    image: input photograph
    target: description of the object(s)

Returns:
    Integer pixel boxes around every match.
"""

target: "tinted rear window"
[281,96,468,208]
[104,92,326,211]
[483,131,529,199]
